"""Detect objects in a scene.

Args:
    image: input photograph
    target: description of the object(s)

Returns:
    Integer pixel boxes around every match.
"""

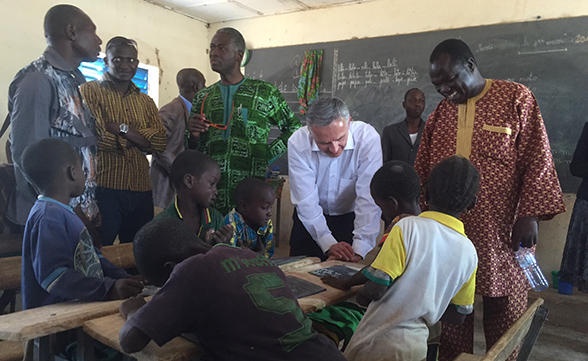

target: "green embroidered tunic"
[189,78,301,214]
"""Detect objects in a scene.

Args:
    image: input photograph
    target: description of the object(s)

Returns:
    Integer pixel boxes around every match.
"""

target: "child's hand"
[107,278,144,300]
[119,296,147,320]
[321,275,351,290]
[129,274,149,285]
[212,225,234,245]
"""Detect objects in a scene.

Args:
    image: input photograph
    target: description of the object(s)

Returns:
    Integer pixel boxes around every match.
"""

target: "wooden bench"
[0,243,135,361]
[100,243,135,269]
[454,298,549,361]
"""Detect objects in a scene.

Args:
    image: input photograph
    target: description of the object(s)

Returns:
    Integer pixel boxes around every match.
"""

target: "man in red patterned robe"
[414,39,565,361]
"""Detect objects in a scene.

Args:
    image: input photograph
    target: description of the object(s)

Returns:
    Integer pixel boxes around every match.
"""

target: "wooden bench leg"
[77,328,95,361]
[33,336,54,361]
[0,289,17,314]
[516,305,549,361]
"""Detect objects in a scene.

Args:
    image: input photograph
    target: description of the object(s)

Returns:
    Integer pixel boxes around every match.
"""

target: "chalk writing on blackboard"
[334,50,419,90]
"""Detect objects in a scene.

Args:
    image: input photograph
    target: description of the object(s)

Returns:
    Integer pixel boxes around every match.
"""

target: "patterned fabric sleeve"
[414,110,437,209]
[513,87,565,220]
[224,209,240,248]
[261,220,274,258]
[267,86,302,164]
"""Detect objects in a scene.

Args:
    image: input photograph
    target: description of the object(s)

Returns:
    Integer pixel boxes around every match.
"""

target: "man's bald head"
[177,68,206,100]
[43,5,102,65]
[44,4,84,43]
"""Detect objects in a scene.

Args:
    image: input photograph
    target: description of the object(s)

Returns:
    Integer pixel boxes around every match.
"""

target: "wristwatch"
[119,123,129,135]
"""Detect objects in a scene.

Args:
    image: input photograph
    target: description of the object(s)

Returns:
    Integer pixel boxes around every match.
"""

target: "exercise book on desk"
[286,276,327,299]
[308,265,360,279]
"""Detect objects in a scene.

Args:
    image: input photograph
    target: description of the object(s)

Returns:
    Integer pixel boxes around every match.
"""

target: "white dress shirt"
[288,121,383,257]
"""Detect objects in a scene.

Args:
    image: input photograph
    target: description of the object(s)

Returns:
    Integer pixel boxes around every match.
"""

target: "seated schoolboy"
[344,156,480,361]
[225,177,276,258]
[321,160,422,291]
[20,139,144,310]
[155,149,232,245]
[118,218,347,360]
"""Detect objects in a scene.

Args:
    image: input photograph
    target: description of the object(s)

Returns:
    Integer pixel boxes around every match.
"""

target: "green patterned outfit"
[189,78,301,214]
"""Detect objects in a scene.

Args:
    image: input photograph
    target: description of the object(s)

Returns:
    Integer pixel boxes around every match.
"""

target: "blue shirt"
[22,197,128,309]
[179,94,193,114]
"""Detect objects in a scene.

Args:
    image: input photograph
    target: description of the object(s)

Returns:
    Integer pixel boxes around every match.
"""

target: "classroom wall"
[210,0,588,275]
[0,0,210,161]
[1,0,583,274]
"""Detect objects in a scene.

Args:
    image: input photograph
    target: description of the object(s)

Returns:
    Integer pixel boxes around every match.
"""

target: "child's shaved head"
[21,138,80,194]
[170,150,219,190]
[370,161,421,203]
[133,218,210,287]
[234,178,274,204]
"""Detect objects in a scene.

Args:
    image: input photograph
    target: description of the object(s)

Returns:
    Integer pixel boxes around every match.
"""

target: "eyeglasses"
[200,93,233,130]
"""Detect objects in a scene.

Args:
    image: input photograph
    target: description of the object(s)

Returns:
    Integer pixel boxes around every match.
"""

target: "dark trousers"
[96,187,154,246]
[289,209,355,261]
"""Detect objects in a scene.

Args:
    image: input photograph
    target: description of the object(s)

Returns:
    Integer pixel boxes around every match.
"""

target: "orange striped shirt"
[80,73,166,191]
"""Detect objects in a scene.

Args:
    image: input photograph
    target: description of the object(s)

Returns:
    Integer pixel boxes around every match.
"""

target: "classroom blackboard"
[246,16,588,192]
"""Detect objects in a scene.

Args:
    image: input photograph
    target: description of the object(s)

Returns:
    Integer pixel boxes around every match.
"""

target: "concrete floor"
[274,241,588,361]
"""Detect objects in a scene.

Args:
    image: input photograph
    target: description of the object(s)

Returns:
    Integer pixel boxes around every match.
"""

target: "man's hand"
[119,296,147,320]
[512,216,538,251]
[106,278,144,300]
[212,225,234,245]
[326,242,356,262]
[104,122,121,135]
[188,114,210,139]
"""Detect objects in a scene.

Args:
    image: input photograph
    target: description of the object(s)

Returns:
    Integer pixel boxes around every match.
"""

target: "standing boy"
[155,150,232,245]
[119,217,347,360]
[321,160,422,291]
[225,177,276,258]
[344,156,479,361]
[21,139,143,310]
[81,36,166,245]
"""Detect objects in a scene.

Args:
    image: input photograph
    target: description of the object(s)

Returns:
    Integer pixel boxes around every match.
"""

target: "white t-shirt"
[344,212,478,361]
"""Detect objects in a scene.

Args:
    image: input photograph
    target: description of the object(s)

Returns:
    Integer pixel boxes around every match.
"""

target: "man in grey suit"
[381,88,426,165]
[150,68,205,208]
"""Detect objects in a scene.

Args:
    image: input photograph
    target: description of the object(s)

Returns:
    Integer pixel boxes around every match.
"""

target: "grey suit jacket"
[381,119,425,166]
[150,96,189,208]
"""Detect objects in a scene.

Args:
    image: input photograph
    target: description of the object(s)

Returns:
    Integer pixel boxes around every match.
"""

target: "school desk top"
[0,299,125,342]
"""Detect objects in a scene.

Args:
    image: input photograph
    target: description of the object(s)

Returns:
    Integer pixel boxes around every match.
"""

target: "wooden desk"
[82,260,361,360]
[0,299,126,361]
[83,314,201,361]
[285,260,363,313]
[0,300,125,343]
